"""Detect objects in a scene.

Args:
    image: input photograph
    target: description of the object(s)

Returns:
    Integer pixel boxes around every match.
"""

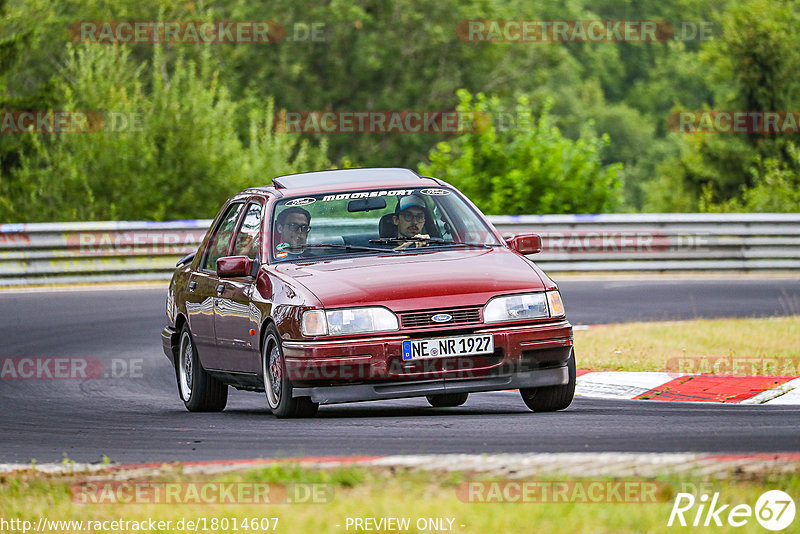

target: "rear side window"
[202,203,244,271]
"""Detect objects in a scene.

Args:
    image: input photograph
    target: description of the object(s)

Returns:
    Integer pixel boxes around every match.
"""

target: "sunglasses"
[284,222,311,233]
[399,212,426,223]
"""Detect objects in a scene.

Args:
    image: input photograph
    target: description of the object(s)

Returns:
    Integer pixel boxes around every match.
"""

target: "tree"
[0,44,329,221]
[648,0,800,210]
[419,90,621,214]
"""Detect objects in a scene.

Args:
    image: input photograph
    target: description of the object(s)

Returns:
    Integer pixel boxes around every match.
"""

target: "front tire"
[426,393,469,407]
[176,325,227,412]
[520,349,576,412]
[262,325,319,418]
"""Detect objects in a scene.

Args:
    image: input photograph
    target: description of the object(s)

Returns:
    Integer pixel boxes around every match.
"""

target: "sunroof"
[272,168,422,189]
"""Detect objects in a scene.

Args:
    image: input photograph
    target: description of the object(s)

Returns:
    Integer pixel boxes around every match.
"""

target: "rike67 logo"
[668,490,795,531]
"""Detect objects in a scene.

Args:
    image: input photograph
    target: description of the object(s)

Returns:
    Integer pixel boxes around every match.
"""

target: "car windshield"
[269,187,502,263]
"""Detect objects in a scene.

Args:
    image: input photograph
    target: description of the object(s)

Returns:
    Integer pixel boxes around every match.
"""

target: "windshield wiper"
[426,238,499,249]
[303,243,390,253]
[369,237,498,249]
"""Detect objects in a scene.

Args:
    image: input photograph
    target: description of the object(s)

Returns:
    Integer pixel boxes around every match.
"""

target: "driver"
[392,195,430,249]
[276,207,311,256]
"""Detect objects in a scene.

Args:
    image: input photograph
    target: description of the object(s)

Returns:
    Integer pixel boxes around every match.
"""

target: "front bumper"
[282,319,572,385]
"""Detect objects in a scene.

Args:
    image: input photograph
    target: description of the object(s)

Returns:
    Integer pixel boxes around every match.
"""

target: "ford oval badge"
[431,313,452,323]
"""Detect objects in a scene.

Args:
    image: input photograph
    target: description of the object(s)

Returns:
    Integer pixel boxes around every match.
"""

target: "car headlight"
[301,307,399,336]
[483,291,565,323]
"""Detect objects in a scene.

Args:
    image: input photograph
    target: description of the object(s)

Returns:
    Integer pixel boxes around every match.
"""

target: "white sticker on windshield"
[420,188,451,196]
[285,197,316,206]
[320,189,414,201]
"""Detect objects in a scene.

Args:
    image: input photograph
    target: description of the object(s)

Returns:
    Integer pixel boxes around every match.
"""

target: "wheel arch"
[169,313,189,367]
[259,317,278,355]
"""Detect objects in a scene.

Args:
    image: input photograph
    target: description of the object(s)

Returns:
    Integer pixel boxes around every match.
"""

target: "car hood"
[273,248,545,311]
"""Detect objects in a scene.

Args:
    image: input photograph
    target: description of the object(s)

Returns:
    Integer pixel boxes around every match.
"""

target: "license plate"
[402,334,494,361]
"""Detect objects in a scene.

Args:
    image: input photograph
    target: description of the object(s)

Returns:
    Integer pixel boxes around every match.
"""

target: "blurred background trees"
[0,0,797,221]
[420,90,621,214]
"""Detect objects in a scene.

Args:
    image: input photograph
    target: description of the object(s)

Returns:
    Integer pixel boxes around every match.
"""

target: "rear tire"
[426,393,469,407]
[176,324,227,412]
[262,325,319,418]
[520,349,576,412]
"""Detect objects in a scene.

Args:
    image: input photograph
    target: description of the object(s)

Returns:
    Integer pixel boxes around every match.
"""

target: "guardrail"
[489,213,800,272]
[1,214,799,285]
[0,220,210,286]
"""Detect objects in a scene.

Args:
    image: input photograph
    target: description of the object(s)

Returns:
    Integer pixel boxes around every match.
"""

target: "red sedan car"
[161,168,575,417]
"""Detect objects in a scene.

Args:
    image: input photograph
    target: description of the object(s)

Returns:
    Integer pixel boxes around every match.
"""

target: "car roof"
[241,168,442,197]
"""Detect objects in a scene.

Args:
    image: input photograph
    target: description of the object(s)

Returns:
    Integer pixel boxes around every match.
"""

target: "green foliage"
[217,0,571,169]
[704,0,800,113]
[701,142,800,212]
[419,90,621,214]
[0,0,798,220]
[0,44,329,221]
[645,0,800,212]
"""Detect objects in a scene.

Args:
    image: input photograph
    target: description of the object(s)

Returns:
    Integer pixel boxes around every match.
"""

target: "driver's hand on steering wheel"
[394,234,430,250]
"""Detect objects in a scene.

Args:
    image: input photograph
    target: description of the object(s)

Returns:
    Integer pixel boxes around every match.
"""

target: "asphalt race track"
[0,278,798,464]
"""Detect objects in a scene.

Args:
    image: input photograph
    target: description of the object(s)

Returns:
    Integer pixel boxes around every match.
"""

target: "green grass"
[574,316,800,375]
[1,465,797,533]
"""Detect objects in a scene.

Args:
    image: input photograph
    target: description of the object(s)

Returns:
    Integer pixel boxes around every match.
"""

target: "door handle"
[188,281,197,291]
[216,284,225,295]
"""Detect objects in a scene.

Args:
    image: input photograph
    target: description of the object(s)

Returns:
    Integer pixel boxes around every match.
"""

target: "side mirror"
[506,233,542,255]
[217,256,254,277]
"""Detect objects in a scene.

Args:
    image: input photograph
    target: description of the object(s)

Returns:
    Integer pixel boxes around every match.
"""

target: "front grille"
[400,307,482,328]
